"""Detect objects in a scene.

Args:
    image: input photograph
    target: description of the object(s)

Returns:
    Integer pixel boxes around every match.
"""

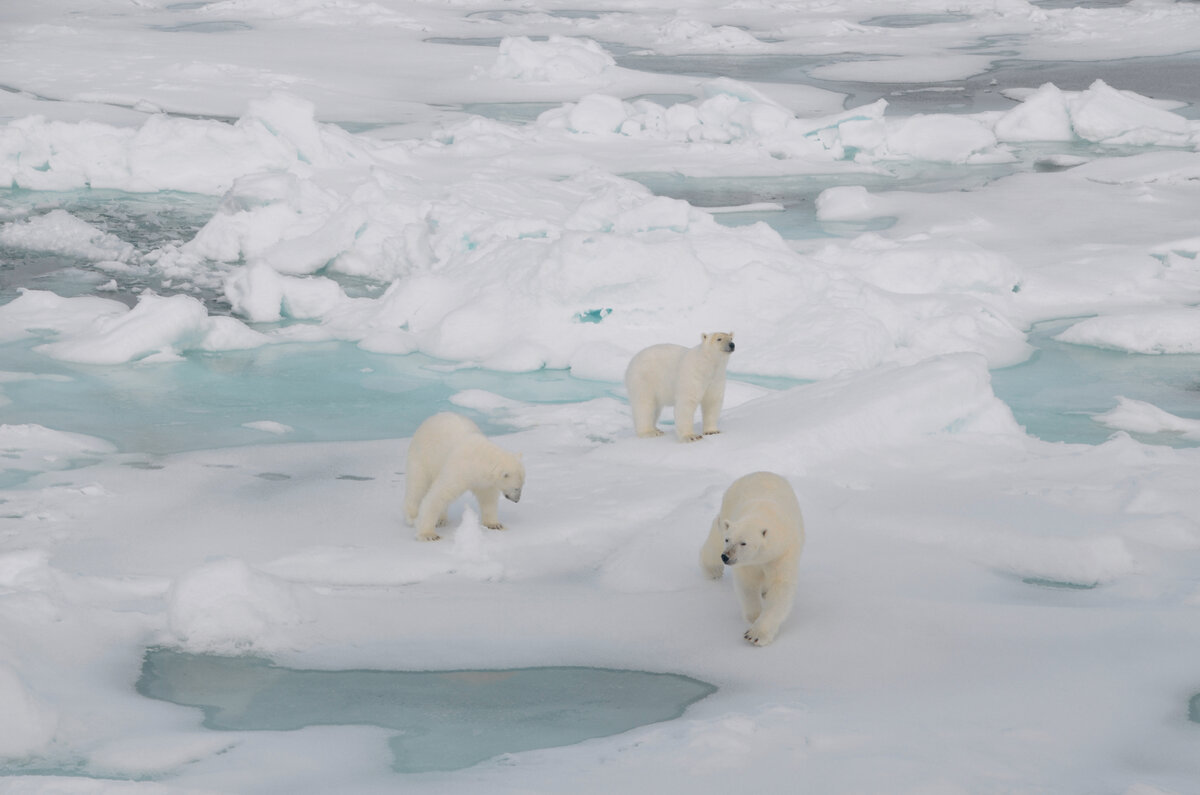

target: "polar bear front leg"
[733,567,764,625]
[744,575,797,647]
[699,517,725,580]
[673,393,702,442]
[700,379,726,436]
[474,486,505,530]
[415,476,461,541]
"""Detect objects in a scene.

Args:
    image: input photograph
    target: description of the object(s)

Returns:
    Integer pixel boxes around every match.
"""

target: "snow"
[1094,397,1200,442]
[486,36,617,84]
[1056,309,1200,355]
[3,0,1200,793]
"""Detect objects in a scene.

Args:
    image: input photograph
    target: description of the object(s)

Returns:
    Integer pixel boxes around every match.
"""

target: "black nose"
[728,342,735,351]
[721,553,730,564]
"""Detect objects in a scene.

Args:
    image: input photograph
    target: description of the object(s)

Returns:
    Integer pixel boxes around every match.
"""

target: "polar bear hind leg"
[630,390,665,437]
[415,473,463,541]
[403,451,431,526]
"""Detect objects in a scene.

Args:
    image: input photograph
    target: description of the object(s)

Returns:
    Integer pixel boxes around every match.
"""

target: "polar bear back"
[624,343,688,404]
[408,412,486,471]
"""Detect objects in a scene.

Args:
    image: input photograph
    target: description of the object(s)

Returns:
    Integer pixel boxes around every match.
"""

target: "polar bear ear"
[701,333,709,343]
[721,519,731,532]
[761,528,768,537]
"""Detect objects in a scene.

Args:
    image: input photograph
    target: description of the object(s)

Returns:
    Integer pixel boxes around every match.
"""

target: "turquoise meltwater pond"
[136,648,717,774]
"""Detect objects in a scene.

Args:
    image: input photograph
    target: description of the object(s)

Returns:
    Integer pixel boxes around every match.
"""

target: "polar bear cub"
[404,412,525,542]
[625,332,735,442]
[700,471,804,646]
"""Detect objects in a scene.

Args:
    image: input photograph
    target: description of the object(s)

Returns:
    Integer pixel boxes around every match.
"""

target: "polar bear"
[624,332,734,442]
[403,412,525,542]
[700,471,804,646]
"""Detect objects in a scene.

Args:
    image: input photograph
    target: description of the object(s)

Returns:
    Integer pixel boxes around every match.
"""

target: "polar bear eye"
[739,541,746,546]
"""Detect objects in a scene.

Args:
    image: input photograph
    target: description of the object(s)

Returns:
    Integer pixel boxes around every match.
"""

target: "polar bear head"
[718,517,781,567]
[701,331,735,354]
[493,450,525,503]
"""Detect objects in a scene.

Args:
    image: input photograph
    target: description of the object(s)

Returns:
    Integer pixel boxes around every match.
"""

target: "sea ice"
[4,0,1200,793]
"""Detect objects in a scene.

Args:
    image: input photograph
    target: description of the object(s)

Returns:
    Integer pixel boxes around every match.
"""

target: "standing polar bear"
[701,471,804,646]
[404,412,525,542]
[625,332,735,442]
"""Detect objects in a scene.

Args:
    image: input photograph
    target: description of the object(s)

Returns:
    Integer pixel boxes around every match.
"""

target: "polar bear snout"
[725,341,735,352]
[720,552,732,565]
[504,486,522,503]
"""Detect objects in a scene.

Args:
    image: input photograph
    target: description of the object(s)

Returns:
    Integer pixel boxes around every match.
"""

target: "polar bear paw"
[680,433,703,443]
[744,625,776,646]
[703,429,721,436]
[484,521,506,531]
[636,429,665,438]
[417,531,442,542]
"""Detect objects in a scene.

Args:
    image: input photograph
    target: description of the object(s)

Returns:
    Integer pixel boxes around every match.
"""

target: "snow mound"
[1055,309,1200,354]
[165,558,303,653]
[486,36,616,83]
[0,210,135,262]
[1094,397,1200,441]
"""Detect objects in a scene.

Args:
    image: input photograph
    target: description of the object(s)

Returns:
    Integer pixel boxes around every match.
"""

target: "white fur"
[403,412,525,542]
[700,471,804,646]
[624,331,734,442]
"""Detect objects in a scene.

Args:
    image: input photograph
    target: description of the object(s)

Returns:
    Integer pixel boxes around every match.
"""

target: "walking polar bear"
[701,471,804,646]
[404,412,525,542]
[625,332,735,442]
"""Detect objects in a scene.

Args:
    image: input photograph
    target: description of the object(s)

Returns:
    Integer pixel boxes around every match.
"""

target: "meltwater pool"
[136,648,716,774]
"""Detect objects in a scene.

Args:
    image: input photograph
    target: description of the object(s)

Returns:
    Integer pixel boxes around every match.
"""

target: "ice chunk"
[33,293,215,364]
[0,290,127,344]
[1055,309,1200,354]
[242,420,294,435]
[0,424,115,480]
[653,18,768,52]
[993,83,1074,142]
[166,558,302,654]
[878,114,1006,163]
[1093,397,1200,441]
[0,210,135,262]
[487,36,615,83]
[567,94,630,134]
[1068,80,1192,146]
[815,185,884,221]
[224,264,348,323]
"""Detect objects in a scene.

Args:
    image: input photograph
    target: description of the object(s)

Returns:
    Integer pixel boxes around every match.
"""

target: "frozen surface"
[3,0,1200,793]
